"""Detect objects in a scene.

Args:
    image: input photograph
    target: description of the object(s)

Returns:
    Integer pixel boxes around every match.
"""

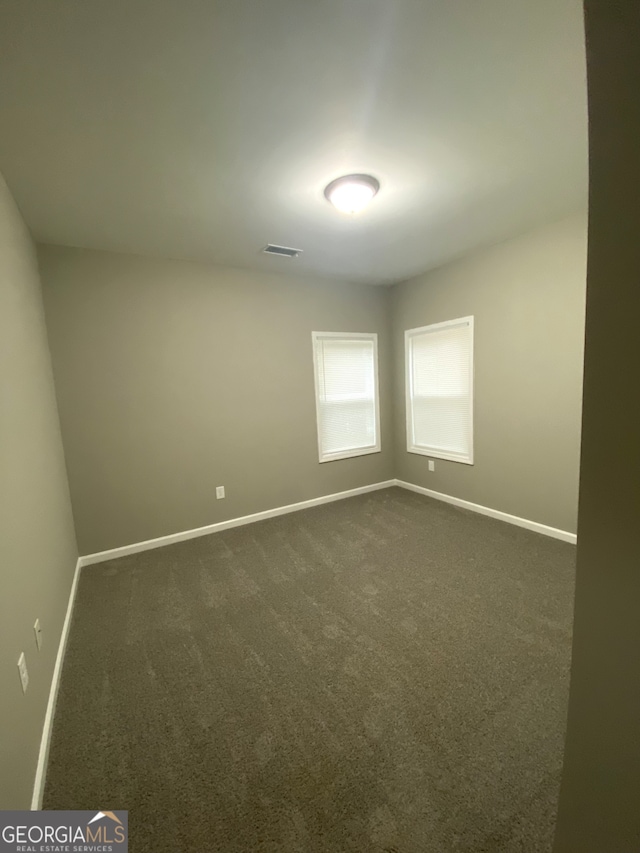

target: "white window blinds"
[406,317,474,464]
[312,332,381,463]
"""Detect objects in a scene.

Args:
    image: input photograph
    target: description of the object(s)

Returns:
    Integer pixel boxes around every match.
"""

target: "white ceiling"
[0,0,588,285]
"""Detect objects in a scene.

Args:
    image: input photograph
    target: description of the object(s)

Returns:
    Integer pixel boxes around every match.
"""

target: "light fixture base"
[324,174,380,214]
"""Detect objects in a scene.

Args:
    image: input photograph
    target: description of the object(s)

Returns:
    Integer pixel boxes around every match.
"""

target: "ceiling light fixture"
[324,174,380,215]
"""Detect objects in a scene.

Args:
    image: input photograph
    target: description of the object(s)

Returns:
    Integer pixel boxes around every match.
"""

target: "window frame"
[312,331,381,464]
[405,316,474,465]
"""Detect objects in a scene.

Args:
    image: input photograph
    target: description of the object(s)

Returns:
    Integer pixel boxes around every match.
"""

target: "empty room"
[2,1,640,852]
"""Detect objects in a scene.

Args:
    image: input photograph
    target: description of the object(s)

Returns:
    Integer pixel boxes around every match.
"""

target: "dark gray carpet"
[44,487,575,852]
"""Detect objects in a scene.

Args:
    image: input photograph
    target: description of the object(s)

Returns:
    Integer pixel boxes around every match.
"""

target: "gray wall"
[0,175,78,808]
[39,246,394,555]
[391,214,587,533]
[554,2,640,849]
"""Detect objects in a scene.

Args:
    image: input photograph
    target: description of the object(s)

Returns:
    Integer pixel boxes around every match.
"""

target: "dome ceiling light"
[324,174,380,215]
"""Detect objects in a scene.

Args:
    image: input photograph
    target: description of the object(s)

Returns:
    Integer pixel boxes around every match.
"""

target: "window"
[405,316,474,464]
[312,332,381,463]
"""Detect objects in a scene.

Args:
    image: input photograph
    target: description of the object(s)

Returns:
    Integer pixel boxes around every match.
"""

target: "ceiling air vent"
[263,244,302,259]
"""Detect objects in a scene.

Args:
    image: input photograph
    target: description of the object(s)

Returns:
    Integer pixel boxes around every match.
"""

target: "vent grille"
[263,244,302,259]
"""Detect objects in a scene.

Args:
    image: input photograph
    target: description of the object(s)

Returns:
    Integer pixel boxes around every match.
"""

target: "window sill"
[319,446,381,464]
[407,445,474,465]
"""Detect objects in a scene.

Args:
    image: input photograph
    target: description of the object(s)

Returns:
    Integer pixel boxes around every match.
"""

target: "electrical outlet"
[428,460,435,472]
[216,485,225,500]
[34,619,42,651]
[17,653,29,694]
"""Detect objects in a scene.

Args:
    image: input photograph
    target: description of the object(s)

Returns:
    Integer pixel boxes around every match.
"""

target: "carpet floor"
[44,487,575,852]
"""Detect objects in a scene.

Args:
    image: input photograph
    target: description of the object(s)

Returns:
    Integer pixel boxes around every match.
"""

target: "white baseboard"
[31,556,83,809]
[394,479,577,544]
[79,480,397,567]
[79,477,575,568]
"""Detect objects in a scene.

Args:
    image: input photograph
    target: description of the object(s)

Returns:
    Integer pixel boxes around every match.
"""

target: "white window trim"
[405,316,474,465]
[312,331,381,464]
